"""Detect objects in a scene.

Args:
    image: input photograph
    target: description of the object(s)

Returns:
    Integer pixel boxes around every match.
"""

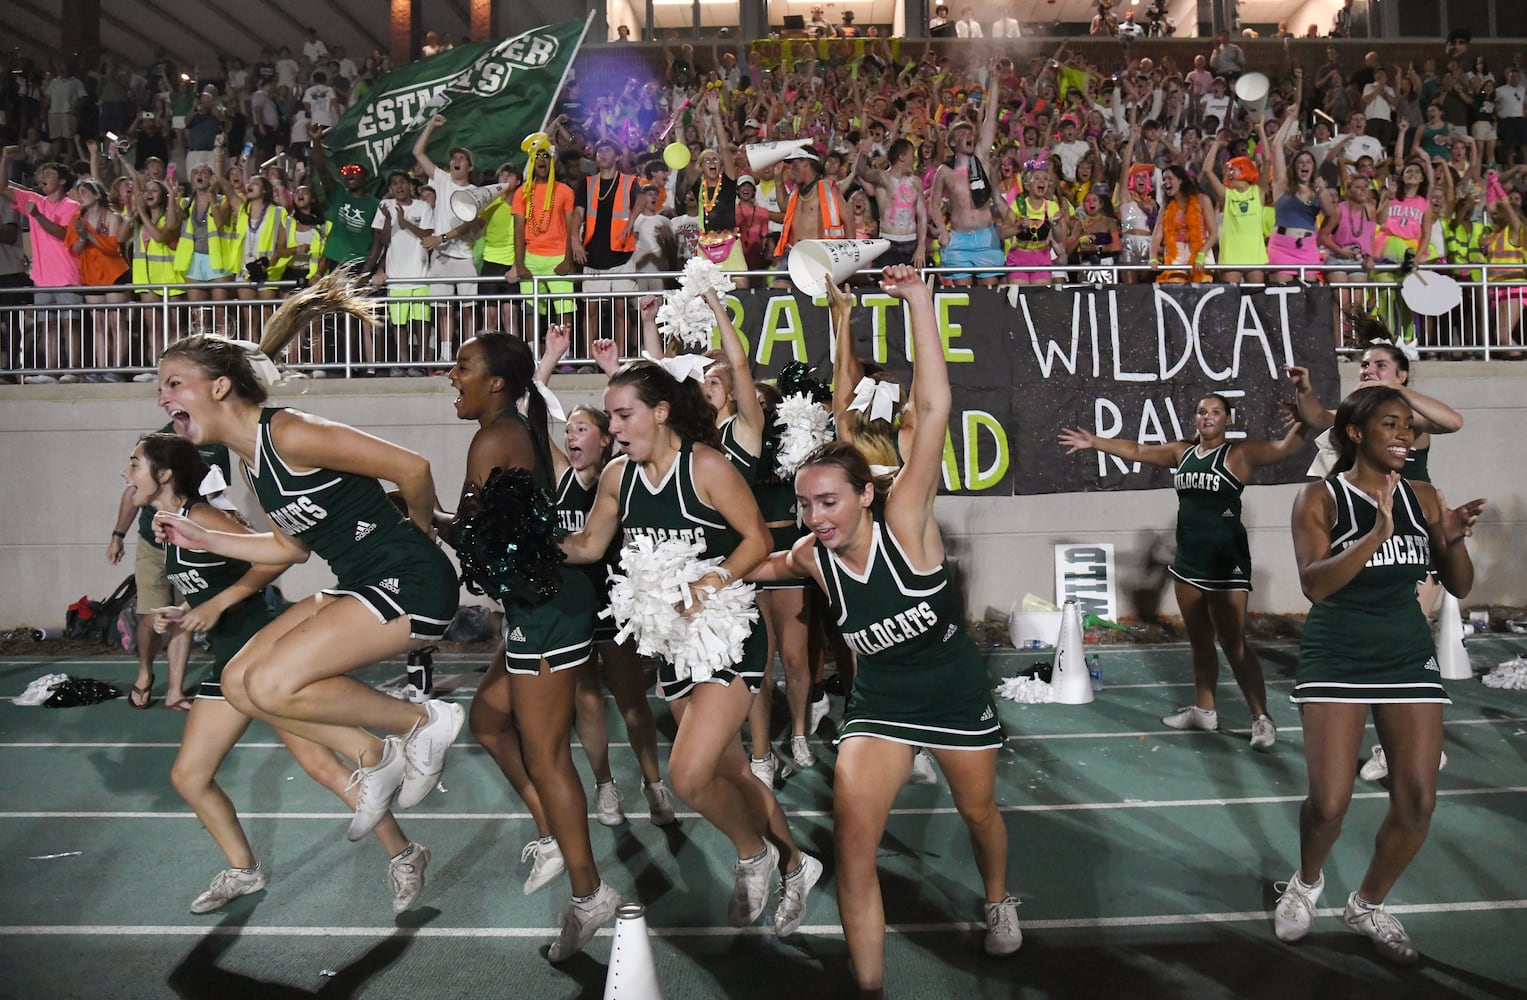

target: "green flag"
[320,15,590,182]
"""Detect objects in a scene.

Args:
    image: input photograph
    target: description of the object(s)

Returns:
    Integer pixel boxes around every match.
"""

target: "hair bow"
[1369,336,1419,362]
[642,350,713,384]
[227,339,282,387]
[197,466,239,514]
[848,376,901,424]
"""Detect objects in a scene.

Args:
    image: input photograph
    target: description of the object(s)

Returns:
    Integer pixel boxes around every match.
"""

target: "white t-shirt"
[427,166,476,259]
[45,76,87,115]
[373,197,433,281]
[1363,83,1394,122]
[276,58,301,91]
[1201,94,1232,129]
[302,84,340,128]
[1052,139,1091,181]
[1495,83,1526,119]
[226,68,248,94]
[303,40,330,65]
[631,213,673,270]
[289,109,312,145]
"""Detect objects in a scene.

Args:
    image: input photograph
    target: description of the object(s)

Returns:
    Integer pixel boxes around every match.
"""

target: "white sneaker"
[908,748,938,785]
[132,372,158,383]
[1249,715,1277,751]
[595,781,626,826]
[749,754,775,786]
[728,842,780,926]
[345,736,406,841]
[386,683,432,704]
[1359,745,1449,782]
[1343,891,1419,964]
[808,693,831,734]
[547,882,622,963]
[23,374,58,384]
[58,373,81,384]
[643,780,678,826]
[984,896,1023,955]
[522,836,566,895]
[387,842,430,913]
[788,735,816,770]
[1273,870,1324,942]
[398,700,465,808]
[190,863,270,914]
[1162,706,1219,731]
[774,853,822,936]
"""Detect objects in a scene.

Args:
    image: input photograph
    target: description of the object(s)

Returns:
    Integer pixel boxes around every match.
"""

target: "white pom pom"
[656,257,736,350]
[774,393,834,478]
[995,676,1056,704]
[1482,655,1527,690]
[603,535,758,681]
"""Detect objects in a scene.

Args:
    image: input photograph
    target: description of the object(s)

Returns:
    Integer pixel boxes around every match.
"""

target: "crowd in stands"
[3,21,1527,380]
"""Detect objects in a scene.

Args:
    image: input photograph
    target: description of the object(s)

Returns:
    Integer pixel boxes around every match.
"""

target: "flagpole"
[540,11,597,133]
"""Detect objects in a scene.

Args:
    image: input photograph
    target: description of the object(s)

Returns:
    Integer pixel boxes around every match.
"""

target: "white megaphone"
[787,239,891,297]
[742,138,814,173]
[1234,72,1271,117]
[1047,598,1094,706]
[603,902,663,999]
[449,183,508,225]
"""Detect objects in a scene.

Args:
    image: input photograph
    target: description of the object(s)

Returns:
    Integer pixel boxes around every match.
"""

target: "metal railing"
[2,263,1524,381]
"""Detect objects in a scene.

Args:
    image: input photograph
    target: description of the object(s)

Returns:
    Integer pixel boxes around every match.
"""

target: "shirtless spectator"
[853,137,927,268]
[929,63,1004,286]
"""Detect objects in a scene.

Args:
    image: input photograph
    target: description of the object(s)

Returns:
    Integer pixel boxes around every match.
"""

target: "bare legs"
[1174,581,1269,720]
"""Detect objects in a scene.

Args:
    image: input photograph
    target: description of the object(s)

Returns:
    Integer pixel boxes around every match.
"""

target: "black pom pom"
[455,467,566,607]
[777,361,831,404]
[45,678,123,707]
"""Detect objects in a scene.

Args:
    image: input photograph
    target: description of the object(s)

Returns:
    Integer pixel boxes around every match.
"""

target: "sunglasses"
[339,165,364,176]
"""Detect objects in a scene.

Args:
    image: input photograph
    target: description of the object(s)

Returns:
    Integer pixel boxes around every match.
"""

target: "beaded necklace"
[523,181,555,235]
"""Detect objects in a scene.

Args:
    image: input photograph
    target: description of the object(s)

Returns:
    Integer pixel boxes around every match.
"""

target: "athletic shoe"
[1273,870,1324,942]
[23,374,59,384]
[751,751,793,786]
[58,373,81,384]
[1343,891,1419,964]
[547,882,622,963]
[387,842,430,913]
[132,372,158,383]
[190,863,269,914]
[728,842,780,926]
[522,836,566,895]
[642,780,678,826]
[99,372,126,383]
[1162,706,1219,731]
[398,699,465,808]
[1249,715,1277,751]
[789,734,816,770]
[1359,745,1448,782]
[774,853,823,937]
[387,683,432,704]
[595,781,626,826]
[345,736,406,841]
[984,896,1023,955]
[808,693,831,734]
[908,748,939,785]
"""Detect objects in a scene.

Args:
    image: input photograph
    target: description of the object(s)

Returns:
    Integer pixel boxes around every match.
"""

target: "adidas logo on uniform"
[980,706,994,721]
[379,578,400,594]
[355,520,376,541]
[507,626,527,642]
[943,624,959,642]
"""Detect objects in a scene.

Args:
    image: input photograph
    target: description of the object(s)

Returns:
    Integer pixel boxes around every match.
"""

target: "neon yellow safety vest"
[131,215,185,295]
[173,197,239,274]
[292,220,330,279]
[235,202,290,281]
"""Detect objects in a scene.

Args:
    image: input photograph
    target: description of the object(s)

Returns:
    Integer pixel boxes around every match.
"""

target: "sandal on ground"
[164,697,194,712]
[128,682,153,709]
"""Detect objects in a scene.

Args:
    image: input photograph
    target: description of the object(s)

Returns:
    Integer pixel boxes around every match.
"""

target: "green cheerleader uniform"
[719,414,758,484]
[1292,475,1447,704]
[617,441,768,701]
[555,465,618,645]
[243,408,458,641]
[813,517,1003,750]
[496,413,595,674]
[163,501,277,699]
[1169,442,1253,591]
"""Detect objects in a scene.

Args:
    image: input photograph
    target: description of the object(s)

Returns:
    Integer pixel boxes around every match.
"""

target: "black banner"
[713,283,1341,496]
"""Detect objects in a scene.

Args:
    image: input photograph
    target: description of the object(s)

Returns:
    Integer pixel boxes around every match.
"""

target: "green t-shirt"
[323,188,381,265]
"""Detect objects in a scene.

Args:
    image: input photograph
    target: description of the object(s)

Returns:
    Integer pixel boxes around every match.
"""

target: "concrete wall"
[1,362,1522,629]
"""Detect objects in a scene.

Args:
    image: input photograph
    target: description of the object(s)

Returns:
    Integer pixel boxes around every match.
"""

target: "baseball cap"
[784,147,820,162]
[736,174,757,187]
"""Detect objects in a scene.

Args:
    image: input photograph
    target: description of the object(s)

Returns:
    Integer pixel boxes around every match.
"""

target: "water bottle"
[241,140,254,160]
[1022,639,1050,650]
[1088,654,1103,692]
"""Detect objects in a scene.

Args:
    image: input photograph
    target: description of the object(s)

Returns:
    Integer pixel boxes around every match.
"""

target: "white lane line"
[6,714,1525,751]
[4,898,1526,938]
[6,785,1523,822]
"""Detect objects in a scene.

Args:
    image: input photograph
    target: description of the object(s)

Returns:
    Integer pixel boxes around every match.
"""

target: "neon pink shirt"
[1381,194,1426,244]
[11,189,82,287]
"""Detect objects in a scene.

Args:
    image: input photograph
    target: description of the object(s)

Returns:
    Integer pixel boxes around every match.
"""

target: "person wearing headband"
[125,432,432,917]
[560,353,823,941]
[772,145,851,278]
[151,272,464,851]
[513,132,578,329]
